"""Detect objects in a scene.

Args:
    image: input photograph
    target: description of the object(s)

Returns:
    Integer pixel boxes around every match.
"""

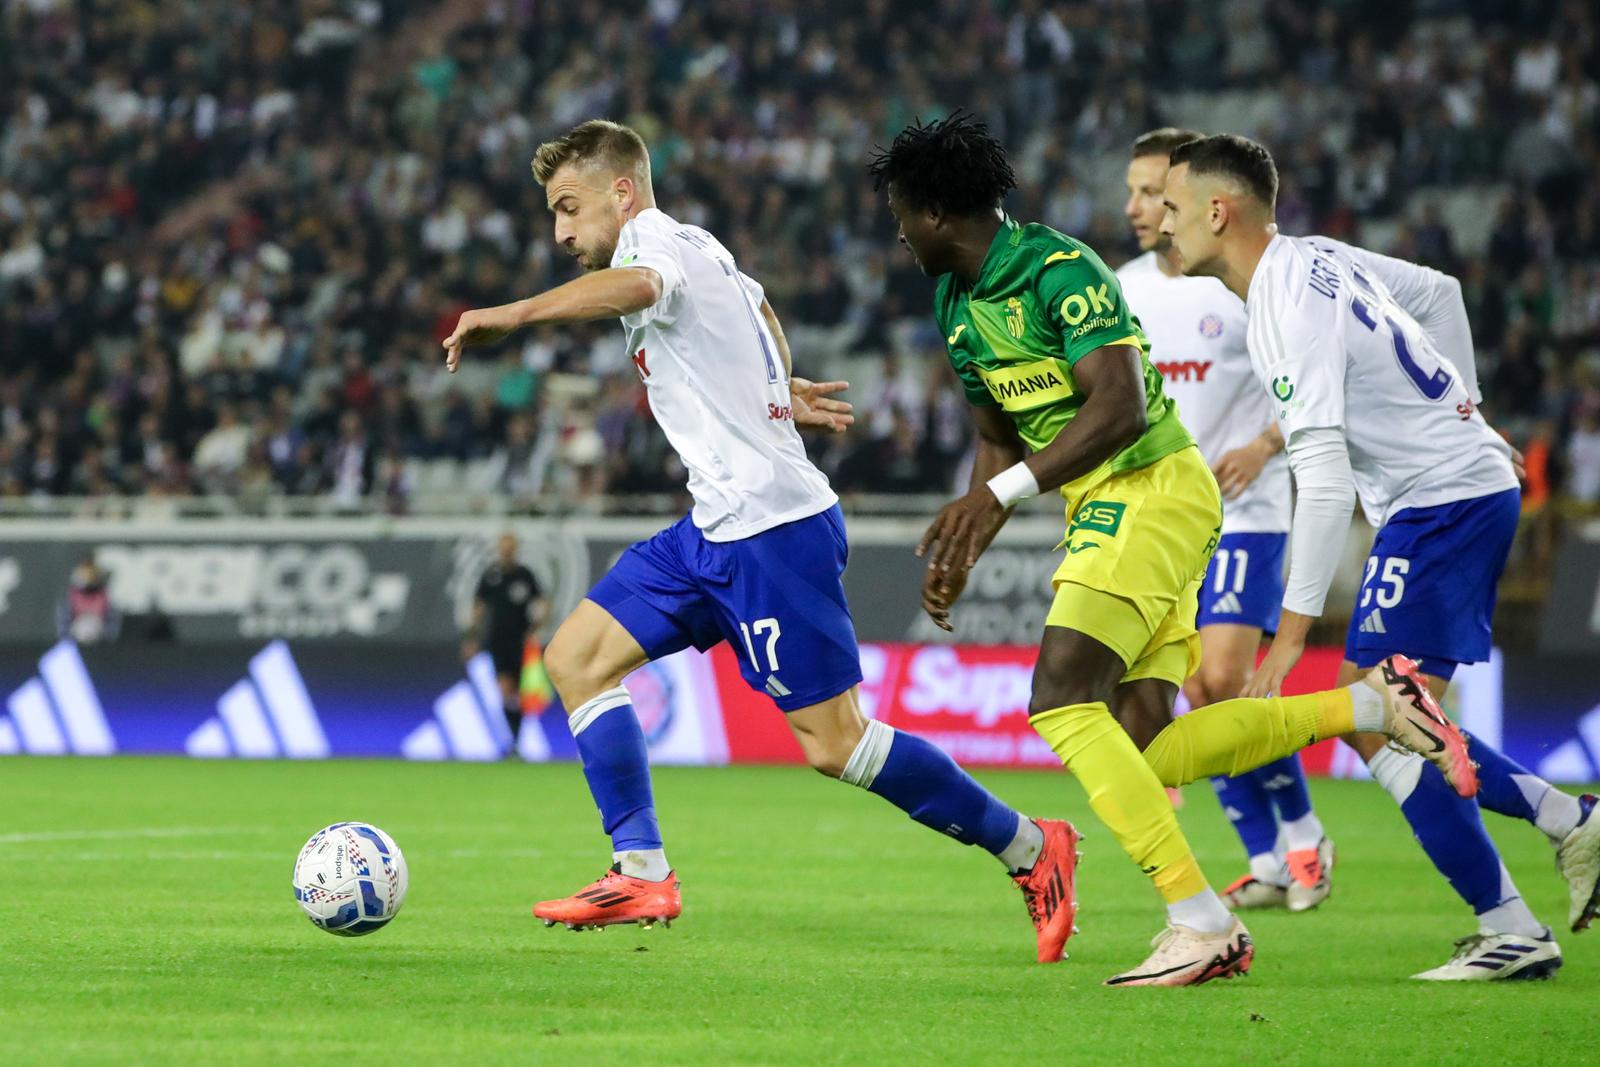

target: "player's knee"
[1194,661,1248,707]
[1028,676,1115,717]
[544,635,619,709]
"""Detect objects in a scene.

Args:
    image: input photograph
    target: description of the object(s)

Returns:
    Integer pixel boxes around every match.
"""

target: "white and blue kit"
[585,208,861,711]
[1245,234,1519,680]
[1118,252,1289,634]
[568,208,1028,874]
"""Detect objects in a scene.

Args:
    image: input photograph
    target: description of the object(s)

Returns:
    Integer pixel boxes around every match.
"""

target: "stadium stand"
[0,0,1596,517]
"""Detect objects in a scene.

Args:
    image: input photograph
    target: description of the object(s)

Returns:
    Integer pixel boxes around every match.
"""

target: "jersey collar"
[970,215,1021,294]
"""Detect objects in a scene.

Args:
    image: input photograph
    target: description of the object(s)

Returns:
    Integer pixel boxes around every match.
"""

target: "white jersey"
[1118,252,1290,534]
[1245,233,1516,526]
[612,208,836,541]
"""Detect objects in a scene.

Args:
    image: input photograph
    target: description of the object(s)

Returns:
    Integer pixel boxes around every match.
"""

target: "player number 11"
[739,618,782,672]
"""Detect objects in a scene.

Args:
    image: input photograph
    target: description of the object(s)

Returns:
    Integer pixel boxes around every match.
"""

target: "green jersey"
[934,217,1193,499]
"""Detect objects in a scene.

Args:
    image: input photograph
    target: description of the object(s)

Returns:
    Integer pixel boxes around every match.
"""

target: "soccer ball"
[292,822,409,936]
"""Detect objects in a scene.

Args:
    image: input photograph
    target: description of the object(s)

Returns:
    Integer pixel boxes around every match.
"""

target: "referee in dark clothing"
[463,533,547,742]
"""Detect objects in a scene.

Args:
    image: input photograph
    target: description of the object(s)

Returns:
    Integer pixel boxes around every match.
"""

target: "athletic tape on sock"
[1367,743,1424,802]
[569,686,633,736]
[840,719,894,788]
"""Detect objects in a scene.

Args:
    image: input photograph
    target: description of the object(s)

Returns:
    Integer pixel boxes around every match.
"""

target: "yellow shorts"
[1044,446,1222,687]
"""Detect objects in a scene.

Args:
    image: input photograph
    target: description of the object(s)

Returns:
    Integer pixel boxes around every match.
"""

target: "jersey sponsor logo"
[1059,283,1116,328]
[1271,375,1295,402]
[1156,360,1213,382]
[1045,250,1082,264]
[1005,297,1026,339]
[947,323,968,345]
[621,253,639,266]
[1199,314,1224,338]
[976,360,1074,412]
[1070,500,1126,538]
[632,347,650,380]
[1066,541,1099,554]
[1457,398,1476,421]
[1358,609,1388,634]
[767,403,794,422]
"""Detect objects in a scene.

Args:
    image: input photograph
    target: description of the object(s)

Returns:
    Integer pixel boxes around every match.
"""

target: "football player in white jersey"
[442,120,1084,961]
[1118,128,1332,914]
[1162,133,1600,979]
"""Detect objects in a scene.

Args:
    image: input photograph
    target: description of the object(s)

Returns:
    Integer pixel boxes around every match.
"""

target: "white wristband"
[986,461,1039,509]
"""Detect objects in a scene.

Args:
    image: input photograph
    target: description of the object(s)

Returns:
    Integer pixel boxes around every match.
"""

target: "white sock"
[1167,887,1233,934]
[1524,778,1582,842]
[998,814,1045,873]
[1281,812,1325,853]
[614,848,671,882]
[1348,681,1387,733]
[1477,900,1548,940]
[1249,851,1290,888]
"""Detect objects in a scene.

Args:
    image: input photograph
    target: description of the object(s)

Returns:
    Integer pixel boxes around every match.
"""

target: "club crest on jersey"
[1199,314,1224,338]
[1005,297,1026,339]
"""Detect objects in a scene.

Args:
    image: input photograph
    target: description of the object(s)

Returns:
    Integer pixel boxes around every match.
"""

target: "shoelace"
[1448,933,1490,960]
[1019,882,1046,926]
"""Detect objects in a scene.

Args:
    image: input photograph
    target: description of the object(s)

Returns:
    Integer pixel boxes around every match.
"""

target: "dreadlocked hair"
[868,111,1016,217]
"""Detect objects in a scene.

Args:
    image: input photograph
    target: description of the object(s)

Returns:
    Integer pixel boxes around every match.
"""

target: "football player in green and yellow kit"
[869,112,1478,986]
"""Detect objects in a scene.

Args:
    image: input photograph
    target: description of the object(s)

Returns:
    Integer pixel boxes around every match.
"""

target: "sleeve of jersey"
[1340,242,1482,403]
[613,223,686,327]
[1281,427,1356,617]
[1037,254,1143,366]
[1253,282,1346,437]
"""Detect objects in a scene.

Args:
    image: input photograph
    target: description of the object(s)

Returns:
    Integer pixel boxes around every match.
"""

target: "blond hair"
[532,119,651,187]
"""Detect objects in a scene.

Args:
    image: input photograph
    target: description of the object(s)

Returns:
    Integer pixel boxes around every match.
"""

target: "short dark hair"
[868,111,1017,217]
[1131,127,1203,160]
[1167,134,1278,209]
[532,119,650,186]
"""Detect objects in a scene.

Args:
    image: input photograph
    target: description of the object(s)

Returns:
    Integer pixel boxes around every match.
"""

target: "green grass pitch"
[1,757,1594,1066]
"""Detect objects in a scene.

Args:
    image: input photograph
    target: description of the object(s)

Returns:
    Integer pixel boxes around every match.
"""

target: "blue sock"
[1465,731,1539,824]
[1211,772,1280,859]
[842,721,1020,855]
[1257,755,1315,824]
[1368,745,1507,914]
[569,688,661,852]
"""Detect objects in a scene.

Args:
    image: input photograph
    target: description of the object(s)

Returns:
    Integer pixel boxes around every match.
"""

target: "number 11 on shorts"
[739,618,782,672]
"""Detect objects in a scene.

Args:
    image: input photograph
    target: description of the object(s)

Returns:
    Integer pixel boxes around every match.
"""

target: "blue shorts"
[1197,532,1287,634]
[1344,487,1520,681]
[587,505,863,712]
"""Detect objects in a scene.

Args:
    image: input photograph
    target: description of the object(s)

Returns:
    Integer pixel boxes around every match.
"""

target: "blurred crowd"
[1,0,1598,511]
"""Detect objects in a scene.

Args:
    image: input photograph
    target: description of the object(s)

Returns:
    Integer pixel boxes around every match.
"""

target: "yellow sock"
[1029,701,1208,903]
[1143,689,1355,787]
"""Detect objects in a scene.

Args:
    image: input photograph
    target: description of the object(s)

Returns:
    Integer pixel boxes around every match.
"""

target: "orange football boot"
[534,863,682,931]
[1013,818,1082,963]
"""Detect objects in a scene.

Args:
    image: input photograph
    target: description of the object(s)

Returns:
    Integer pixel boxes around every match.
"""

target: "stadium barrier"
[0,516,1589,778]
[0,636,1596,783]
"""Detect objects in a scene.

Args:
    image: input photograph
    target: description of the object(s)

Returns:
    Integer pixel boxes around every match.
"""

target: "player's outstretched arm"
[443,267,664,372]
[759,298,854,434]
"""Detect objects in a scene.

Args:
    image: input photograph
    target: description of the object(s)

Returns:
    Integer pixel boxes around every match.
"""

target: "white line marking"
[0,825,266,845]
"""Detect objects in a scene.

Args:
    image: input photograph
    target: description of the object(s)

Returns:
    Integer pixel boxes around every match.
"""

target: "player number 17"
[739,618,782,672]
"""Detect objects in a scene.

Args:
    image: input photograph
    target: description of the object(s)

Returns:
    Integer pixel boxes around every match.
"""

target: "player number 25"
[739,618,782,672]
[1360,556,1410,609]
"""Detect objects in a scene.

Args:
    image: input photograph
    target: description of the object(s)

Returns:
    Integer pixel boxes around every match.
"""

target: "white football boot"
[1411,930,1562,981]
[1556,793,1600,932]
